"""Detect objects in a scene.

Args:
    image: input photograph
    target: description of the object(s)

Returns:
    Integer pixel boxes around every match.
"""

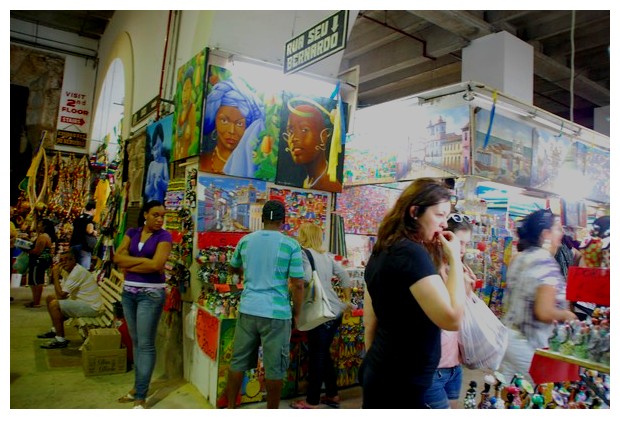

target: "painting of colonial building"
[473,108,533,187]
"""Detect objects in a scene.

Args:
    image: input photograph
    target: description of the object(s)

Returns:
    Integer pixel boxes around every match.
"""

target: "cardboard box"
[82,347,127,376]
[84,328,121,351]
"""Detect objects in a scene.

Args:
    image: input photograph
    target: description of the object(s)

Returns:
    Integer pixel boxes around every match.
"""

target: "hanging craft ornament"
[327,81,344,183]
[25,133,49,215]
[482,90,498,150]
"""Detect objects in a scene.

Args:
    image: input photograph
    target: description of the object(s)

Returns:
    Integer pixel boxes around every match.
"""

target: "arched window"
[90,58,125,163]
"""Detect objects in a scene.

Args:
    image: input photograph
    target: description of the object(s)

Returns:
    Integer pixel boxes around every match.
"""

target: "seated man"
[38,249,104,349]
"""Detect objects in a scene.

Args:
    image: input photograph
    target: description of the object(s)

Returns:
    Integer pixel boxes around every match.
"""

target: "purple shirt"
[124,227,172,284]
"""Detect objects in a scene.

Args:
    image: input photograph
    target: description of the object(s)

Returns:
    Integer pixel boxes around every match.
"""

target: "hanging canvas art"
[397,98,471,181]
[196,173,268,232]
[275,92,345,193]
[268,186,330,237]
[575,141,610,203]
[172,48,207,161]
[529,128,572,192]
[335,184,400,235]
[473,108,533,188]
[199,64,280,181]
[342,103,399,185]
[144,115,172,204]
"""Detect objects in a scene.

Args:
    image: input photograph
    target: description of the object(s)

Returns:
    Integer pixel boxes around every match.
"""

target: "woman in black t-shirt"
[361,178,466,409]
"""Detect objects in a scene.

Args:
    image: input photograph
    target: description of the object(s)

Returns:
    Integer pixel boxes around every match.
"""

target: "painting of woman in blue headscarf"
[172,48,206,161]
[200,65,277,180]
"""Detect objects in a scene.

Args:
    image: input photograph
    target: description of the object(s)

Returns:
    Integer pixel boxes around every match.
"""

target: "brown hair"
[373,178,452,266]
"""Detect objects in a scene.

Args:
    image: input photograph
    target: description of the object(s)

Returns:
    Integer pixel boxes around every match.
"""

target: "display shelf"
[534,348,610,374]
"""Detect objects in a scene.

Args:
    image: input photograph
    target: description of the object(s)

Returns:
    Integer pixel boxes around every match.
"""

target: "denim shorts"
[230,313,291,380]
[424,365,463,409]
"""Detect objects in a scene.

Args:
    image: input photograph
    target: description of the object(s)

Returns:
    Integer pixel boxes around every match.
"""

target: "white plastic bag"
[458,293,508,370]
[185,303,198,340]
[11,273,22,288]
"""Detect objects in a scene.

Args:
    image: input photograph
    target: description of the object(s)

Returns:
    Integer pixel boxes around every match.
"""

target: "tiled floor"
[9,283,488,410]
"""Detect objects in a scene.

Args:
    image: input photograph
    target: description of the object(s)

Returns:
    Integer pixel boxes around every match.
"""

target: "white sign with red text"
[55,55,96,152]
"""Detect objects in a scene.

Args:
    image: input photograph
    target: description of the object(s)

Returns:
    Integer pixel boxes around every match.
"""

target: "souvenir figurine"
[588,325,603,362]
[575,385,588,404]
[548,320,561,351]
[590,398,603,409]
[492,372,506,409]
[463,381,477,409]
[477,382,492,409]
[550,389,565,408]
[558,322,574,356]
[504,385,521,408]
[530,393,544,409]
[572,323,589,359]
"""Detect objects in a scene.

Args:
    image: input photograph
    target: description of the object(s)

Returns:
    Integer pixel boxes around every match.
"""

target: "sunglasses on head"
[449,213,473,223]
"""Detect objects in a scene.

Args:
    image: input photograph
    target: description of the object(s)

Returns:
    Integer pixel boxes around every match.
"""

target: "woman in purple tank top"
[113,200,172,409]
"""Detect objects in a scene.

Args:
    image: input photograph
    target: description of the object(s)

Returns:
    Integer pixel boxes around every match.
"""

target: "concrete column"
[462,31,534,104]
[593,105,610,136]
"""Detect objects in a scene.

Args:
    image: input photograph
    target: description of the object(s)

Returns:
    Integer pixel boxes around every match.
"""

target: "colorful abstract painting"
[172,48,207,161]
[268,186,330,237]
[335,185,401,235]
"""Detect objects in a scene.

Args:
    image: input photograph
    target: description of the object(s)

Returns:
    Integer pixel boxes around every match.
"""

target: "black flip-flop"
[320,396,340,408]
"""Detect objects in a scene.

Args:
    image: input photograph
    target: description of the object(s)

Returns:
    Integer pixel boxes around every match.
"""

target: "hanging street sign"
[284,10,349,75]
[56,129,87,148]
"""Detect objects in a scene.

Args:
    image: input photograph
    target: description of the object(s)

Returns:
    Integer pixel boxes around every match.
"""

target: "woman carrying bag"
[290,222,352,409]
[499,209,576,384]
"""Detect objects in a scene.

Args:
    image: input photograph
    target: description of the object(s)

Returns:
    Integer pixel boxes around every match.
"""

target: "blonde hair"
[297,222,326,253]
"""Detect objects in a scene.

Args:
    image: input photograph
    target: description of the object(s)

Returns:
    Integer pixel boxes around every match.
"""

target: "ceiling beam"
[407,10,491,40]
[534,50,610,106]
[359,62,462,106]
[405,10,609,108]
[483,10,532,24]
[523,11,609,41]
[344,13,430,60]
[345,23,467,85]
[359,54,461,95]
